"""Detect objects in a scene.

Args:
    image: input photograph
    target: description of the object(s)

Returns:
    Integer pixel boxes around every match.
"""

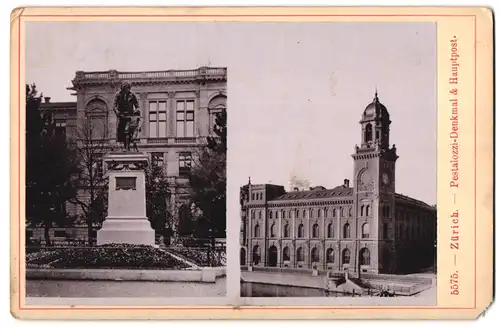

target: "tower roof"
[362,91,390,121]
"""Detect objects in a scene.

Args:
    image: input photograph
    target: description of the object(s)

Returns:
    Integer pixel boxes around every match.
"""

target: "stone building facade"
[36,67,227,239]
[239,93,436,274]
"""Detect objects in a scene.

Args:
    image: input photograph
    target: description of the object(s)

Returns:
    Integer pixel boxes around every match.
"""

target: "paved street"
[26,278,226,298]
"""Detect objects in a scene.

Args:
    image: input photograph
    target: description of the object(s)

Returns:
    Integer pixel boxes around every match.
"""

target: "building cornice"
[68,67,227,90]
[243,199,354,209]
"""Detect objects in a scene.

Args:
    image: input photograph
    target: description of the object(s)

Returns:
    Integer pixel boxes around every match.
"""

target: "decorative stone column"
[97,151,155,246]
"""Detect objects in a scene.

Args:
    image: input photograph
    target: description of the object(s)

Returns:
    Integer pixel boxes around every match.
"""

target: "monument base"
[97,217,155,246]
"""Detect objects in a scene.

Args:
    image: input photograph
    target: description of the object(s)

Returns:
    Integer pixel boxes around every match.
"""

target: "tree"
[25,83,80,245]
[68,118,108,245]
[145,160,172,242]
[189,109,227,240]
[177,203,195,237]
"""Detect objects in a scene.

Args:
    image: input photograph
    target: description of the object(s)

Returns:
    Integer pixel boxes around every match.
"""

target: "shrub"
[169,247,226,267]
[26,244,190,270]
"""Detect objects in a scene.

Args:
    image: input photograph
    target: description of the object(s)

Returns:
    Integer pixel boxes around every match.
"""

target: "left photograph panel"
[24,21,227,299]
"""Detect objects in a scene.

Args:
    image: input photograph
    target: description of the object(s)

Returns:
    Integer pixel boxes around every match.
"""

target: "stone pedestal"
[97,152,155,246]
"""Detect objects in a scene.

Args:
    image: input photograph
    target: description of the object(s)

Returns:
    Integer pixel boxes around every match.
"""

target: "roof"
[272,186,353,201]
[395,193,435,210]
[362,92,389,121]
[39,101,76,109]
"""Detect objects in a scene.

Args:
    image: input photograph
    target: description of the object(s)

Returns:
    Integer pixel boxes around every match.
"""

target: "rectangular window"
[54,230,66,238]
[176,100,195,137]
[179,152,192,177]
[383,223,389,239]
[55,119,66,137]
[149,101,167,138]
[151,152,164,168]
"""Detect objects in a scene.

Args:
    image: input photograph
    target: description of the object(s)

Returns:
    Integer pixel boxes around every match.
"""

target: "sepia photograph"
[236,22,437,302]
[11,6,493,319]
[24,21,227,300]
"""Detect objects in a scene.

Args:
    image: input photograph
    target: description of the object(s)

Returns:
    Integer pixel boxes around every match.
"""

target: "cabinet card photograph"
[10,6,493,320]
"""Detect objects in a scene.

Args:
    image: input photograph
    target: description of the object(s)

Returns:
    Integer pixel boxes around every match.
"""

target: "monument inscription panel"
[116,177,137,190]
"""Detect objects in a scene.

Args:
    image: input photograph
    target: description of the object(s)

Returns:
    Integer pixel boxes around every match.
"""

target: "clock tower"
[352,92,398,273]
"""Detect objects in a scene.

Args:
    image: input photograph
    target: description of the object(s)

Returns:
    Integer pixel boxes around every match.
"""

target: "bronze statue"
[113,81,140,151]
[127,109,143,152]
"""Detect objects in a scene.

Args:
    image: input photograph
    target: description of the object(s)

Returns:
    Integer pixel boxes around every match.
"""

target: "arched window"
[343,223,351,238]
[360,248,370,265]
[283,247,290,261]
[296,247,304,262]
[311,247,319,262]
[298,224,305,238]
[289,210,293,218]
[85,99,108,140]
[327,223,334,238]
[275,211,279,219]
[252,245,260,265]
[340,208,344,217]
[317,209,321,218]
[342,248,351,264]
[254,224,260,237]
[251,193,255,201]
[333,208,337,217]
[295,209,300,218]
[208,95,226,134]
[281,210,285,218]
[270,223,276,237]
[324,208,329,218]
[251,210,255,219]
[258,211,262,219]
[302,209,307,218]
[269,211,273,219]
[240,248,246,266]
[310,209,314,218]
[360,205,365,216]
[312,224,319,238]
[366,205,370,216]
[365,123,373,142]
[283,223,290,238]
[349,207,352,217]
[326,248,334,263]
[362,223,370,238]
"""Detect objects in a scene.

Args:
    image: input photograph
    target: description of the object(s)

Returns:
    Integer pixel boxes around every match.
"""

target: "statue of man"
[113,81,140,151]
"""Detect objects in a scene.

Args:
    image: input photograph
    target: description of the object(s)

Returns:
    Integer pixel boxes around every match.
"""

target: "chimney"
[343,179,350,188]
[44,97,51,103]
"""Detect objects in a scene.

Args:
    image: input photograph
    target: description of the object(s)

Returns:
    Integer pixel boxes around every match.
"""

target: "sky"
[26,21,437,205]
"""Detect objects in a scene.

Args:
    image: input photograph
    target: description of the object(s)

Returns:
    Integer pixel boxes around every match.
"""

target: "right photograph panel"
[235,22,437,302]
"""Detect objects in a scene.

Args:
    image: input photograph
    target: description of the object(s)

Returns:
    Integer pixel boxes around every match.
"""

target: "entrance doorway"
[268,245,278,267]
[240,248,246,266]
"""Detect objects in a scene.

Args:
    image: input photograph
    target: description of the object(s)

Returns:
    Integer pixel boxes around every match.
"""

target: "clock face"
[382,173,390,185]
